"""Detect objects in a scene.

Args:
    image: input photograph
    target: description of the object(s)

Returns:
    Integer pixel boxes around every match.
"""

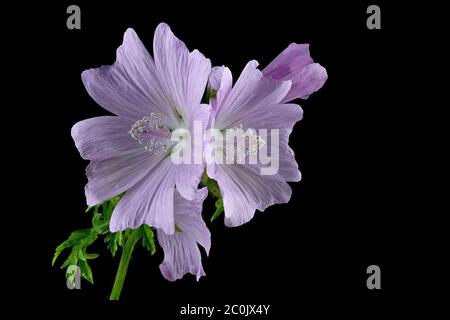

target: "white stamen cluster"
[128,113,170,154]
[226,123,266,162]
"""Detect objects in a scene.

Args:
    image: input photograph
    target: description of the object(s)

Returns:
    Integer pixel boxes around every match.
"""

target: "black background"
[12,0,437,316]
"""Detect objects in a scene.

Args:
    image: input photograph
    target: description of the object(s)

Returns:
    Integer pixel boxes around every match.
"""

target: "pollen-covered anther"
[128,113,171,154]
[225,124,266,162]
[243,127,266,156]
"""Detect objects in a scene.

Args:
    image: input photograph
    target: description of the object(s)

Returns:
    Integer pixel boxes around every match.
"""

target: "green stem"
[109,229,141,300]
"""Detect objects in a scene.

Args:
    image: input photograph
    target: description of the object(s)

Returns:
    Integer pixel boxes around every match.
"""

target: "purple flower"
[262,43,327,102]
[206,61,303,227]
[71,23,212,280]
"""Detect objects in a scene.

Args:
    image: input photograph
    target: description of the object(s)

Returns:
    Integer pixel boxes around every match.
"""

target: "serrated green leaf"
[53,193,126,287]
[105,231,123,257]
[60,247,78,269]
[92,212,103,227]
[141,225,156,255]
[60,258,71,269]
[79,260,94,284]
[52,229,91,266]
[107,237,118,257]
[104,233,113,243]
[78,246,86,261]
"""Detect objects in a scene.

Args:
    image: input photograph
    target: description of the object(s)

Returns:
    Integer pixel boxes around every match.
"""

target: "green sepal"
[211,198,224,222]
[201,171,222,198]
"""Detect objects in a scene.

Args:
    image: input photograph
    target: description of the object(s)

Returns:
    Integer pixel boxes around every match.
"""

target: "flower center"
[226,124,266,162]
[128,113,171,154]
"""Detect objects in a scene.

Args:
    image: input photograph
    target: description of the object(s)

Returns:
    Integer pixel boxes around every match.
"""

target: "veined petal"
[157,188,210,281]
[175,164,205,201]
[109,158,176,234]
[214,60,292,129]
[109,159,205,234]
[282,63,327,102]
[85,148,166,206]
[262,43,327,102]
[81,28,180,128]
[208,66,232,110]
[263,43,313,79]
[208,66,225,92]
[172,104,210,201]
[153,23,211,125]
[235,103,302,131]
[278,128,301,182]
[207,164,292,227]
[71,116,137,161]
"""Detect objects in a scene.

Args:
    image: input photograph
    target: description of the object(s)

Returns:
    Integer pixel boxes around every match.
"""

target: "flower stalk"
[109,229,142,300]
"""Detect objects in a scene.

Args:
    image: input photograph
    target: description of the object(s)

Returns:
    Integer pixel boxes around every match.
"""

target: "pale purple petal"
[173,104,210,201]
[214,61,292,129]
[109,158,206,234]
[282,63,327,102]
[175,164,205,201]
[278,129,301,182]
[207,164,292,227]
[262,43,327,102]
[186,103,211,135]
[216,67,232,111]
[153,23,211,125]
[208,66,233,111]
[71,116,137,161]
[85,149,166,206]
[263,44,312,78]
[208,66,225,91]
[235,103,302,130]
[157,188,210,281]
[81,28,180,128]
[109,158,177,234]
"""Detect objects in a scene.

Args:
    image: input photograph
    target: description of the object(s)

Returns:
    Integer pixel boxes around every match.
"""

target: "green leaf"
[52,193,126,287]
[80,231,98,248]
[78,246,86,261]
[52,229,91,266]
[141,225,156,255]
[79,259,94,284]
[105,231,124,257]
[84,252,99,260]
[211,198,224,222]
[60,247,78,269]
[92,212,103,227]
